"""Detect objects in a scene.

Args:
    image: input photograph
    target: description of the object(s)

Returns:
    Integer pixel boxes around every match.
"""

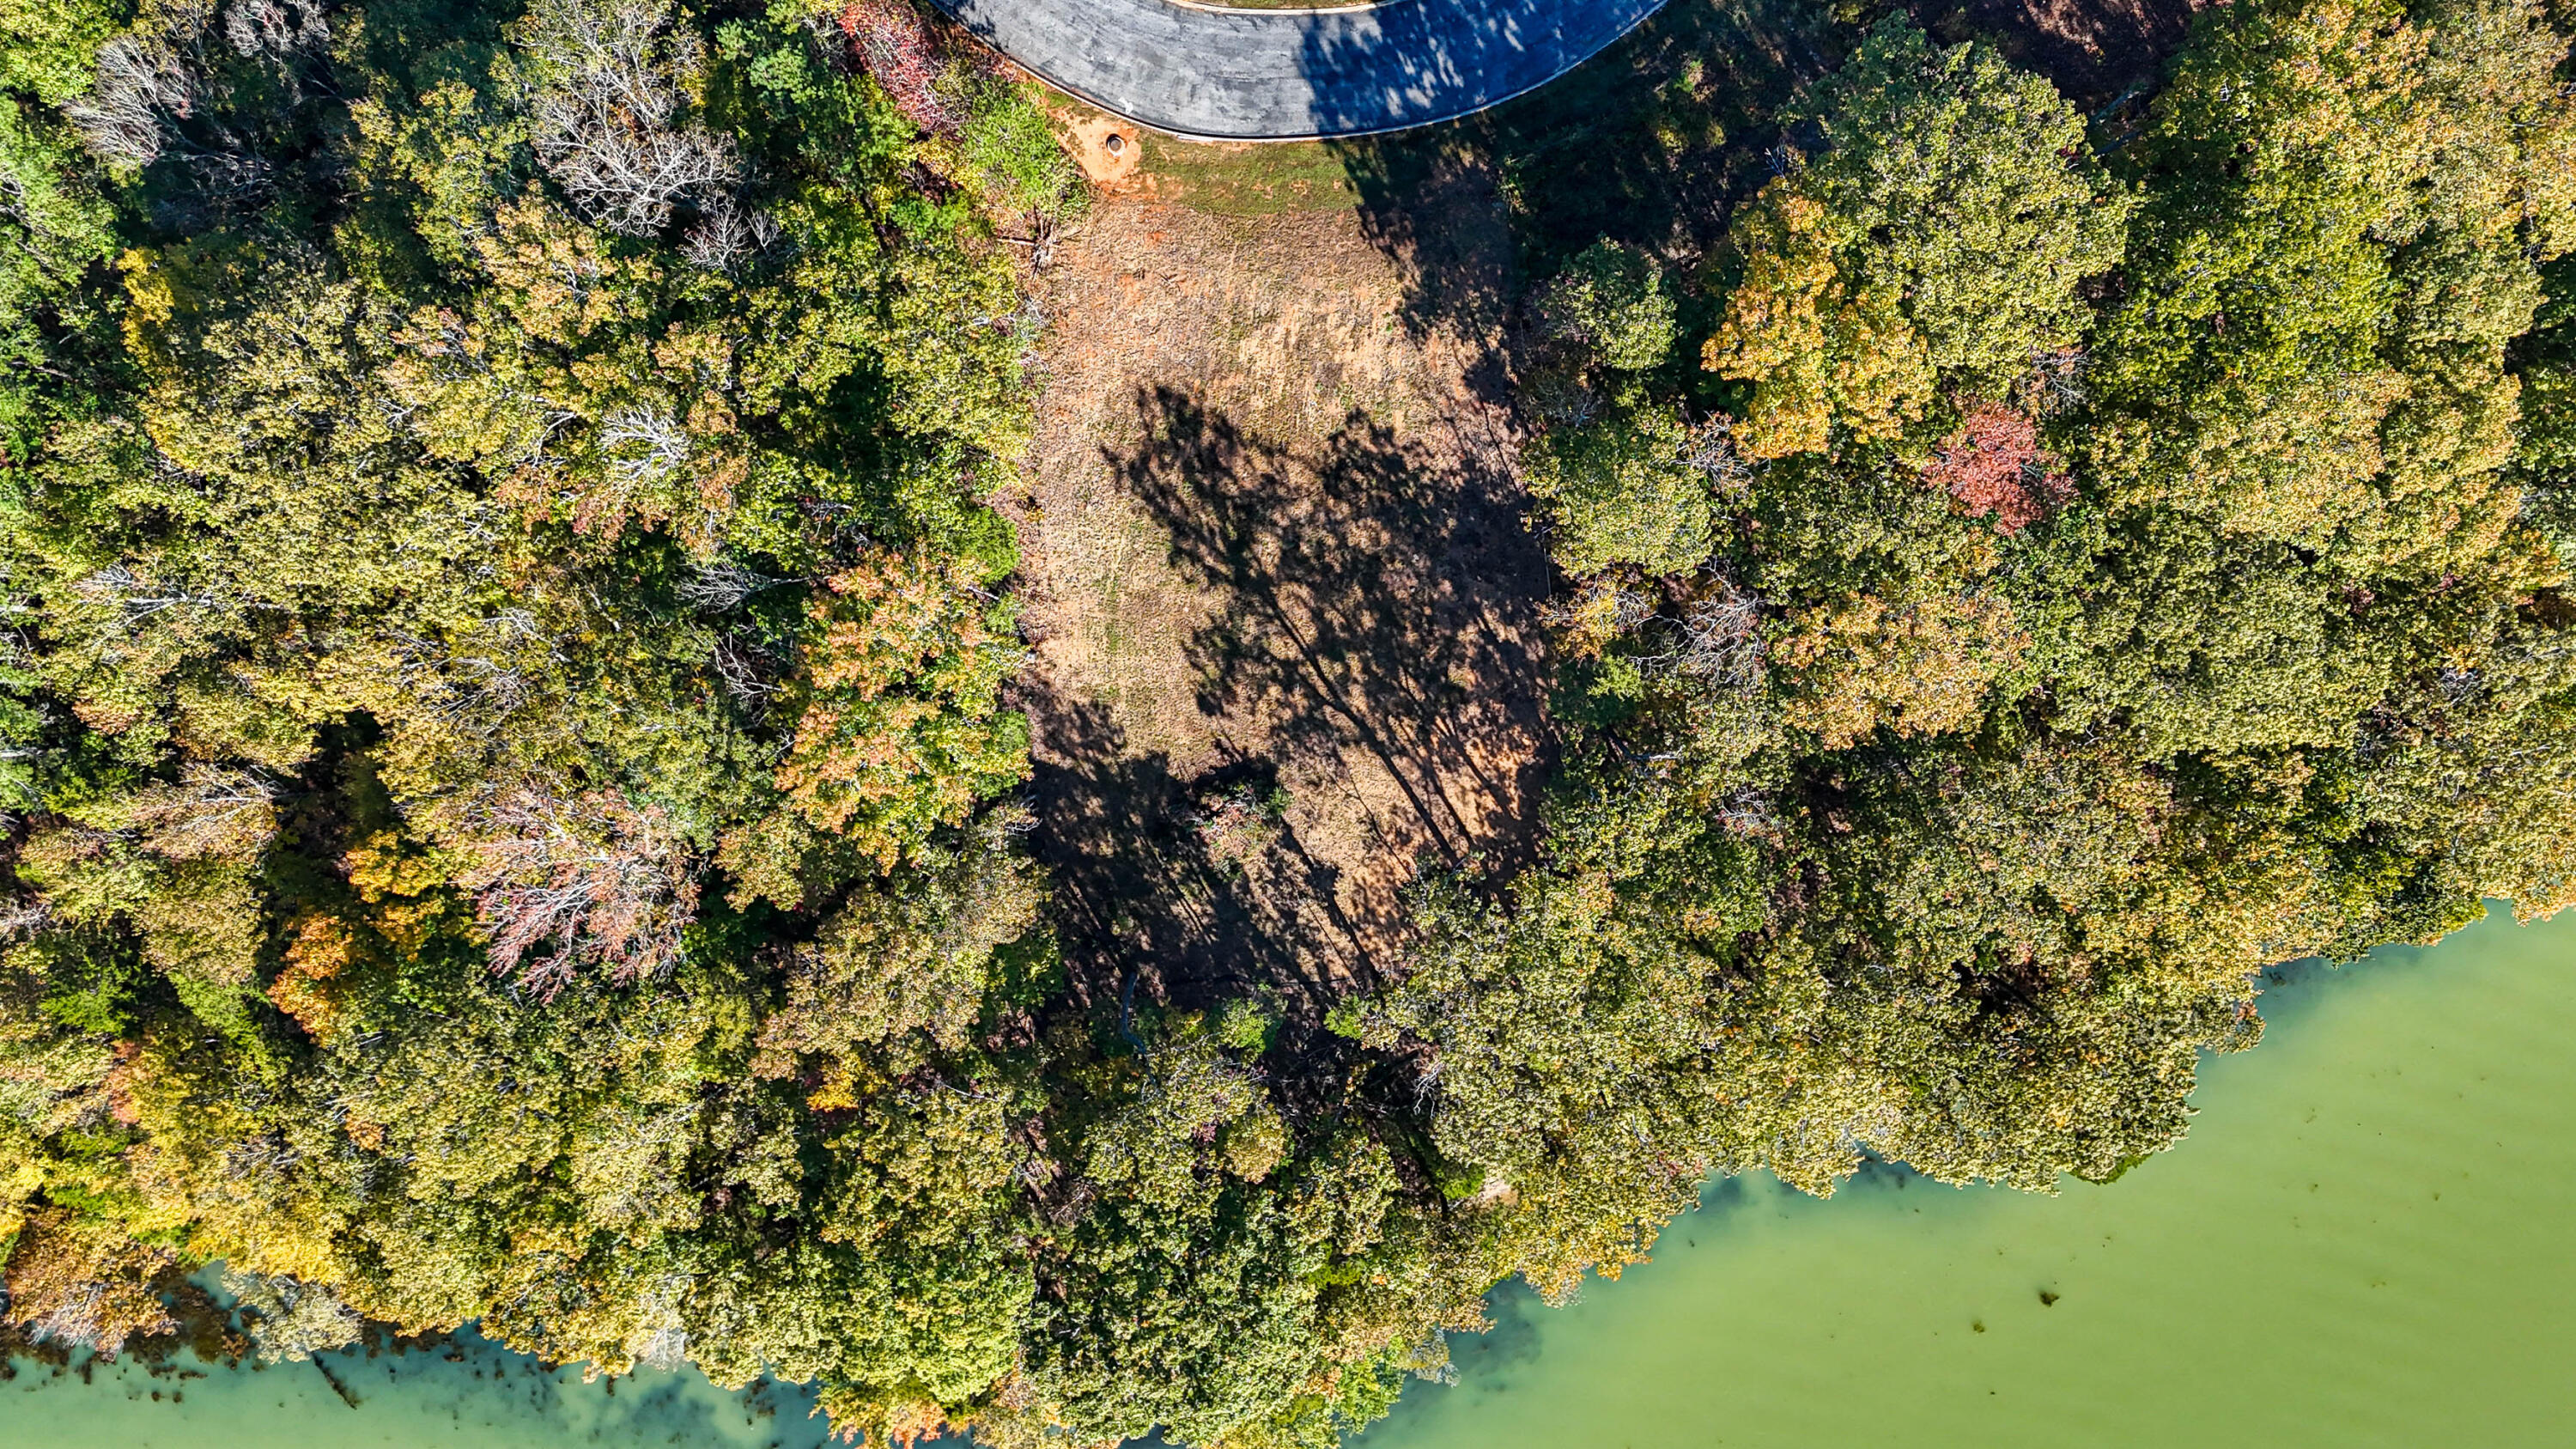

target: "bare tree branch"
[456,781,701,996]
[522,0,740,237]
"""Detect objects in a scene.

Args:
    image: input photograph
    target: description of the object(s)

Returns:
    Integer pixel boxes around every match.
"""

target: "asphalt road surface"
[926,0,1669,140]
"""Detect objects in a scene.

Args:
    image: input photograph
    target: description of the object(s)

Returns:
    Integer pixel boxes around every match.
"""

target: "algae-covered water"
[9,905,2574,1446]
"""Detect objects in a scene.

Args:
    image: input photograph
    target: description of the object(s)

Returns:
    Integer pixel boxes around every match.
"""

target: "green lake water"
[0,1326,835,1448]
[9,904,2574,1446]
[1371,904,2576,1449]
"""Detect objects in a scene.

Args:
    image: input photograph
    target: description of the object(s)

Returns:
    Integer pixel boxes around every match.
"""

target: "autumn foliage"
[456,785,702,996]
[1425,3,2576,1340]
[5,1,2576,1446]
[1922,402,2072,535]
[774,551,1030,867]
[837,0,957,133]
[3,1211,175,1357]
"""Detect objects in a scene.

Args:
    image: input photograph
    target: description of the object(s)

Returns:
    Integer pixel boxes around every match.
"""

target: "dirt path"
[1006,184,1552,1034]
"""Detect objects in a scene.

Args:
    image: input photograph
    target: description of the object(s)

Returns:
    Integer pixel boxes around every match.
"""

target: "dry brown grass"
[1005,178,1552,1037]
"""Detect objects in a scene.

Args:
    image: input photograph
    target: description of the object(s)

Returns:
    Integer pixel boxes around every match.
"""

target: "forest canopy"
[1,0,2573,1445]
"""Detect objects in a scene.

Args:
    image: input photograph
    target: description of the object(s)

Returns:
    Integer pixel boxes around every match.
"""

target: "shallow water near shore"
[1370,903,2576,1449]
[0,1320,835,1448]
[10,904,2575,1447]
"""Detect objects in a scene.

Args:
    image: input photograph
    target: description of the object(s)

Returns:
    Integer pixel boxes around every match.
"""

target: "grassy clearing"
[1011,183,1546,1009]
[1133,135,1364,214]
[1046,94,1366,214]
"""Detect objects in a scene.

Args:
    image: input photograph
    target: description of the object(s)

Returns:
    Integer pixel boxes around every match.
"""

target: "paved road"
[927,0,1670,140]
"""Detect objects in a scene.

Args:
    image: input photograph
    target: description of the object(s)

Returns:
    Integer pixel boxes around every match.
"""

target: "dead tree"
[457,780,702,996]
[521,0,740,237]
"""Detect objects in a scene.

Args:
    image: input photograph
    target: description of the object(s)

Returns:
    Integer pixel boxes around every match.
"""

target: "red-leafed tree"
[1923,401,2071,535]
[837,0,957,134]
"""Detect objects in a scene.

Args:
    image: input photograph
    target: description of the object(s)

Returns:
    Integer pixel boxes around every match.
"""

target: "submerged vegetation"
[0,0,2573,1444]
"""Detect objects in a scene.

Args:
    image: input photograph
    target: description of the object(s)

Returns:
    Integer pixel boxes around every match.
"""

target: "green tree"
[1703,17,2128,457]
[1532,238,1677,373]
[1522,405,1714,576]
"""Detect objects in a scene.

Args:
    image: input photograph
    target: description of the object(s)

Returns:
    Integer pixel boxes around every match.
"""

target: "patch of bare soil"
[1006,178,1551,1036]
[1060,111,1143,190]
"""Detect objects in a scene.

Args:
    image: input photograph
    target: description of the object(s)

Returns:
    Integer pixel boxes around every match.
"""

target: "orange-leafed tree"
[774,550,1030,869]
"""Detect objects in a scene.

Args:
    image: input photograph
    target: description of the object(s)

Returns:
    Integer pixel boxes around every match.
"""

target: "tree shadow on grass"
[1112,386,1552,875]
[1016,387,1553,1093]
[1020,689,1368,1012]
